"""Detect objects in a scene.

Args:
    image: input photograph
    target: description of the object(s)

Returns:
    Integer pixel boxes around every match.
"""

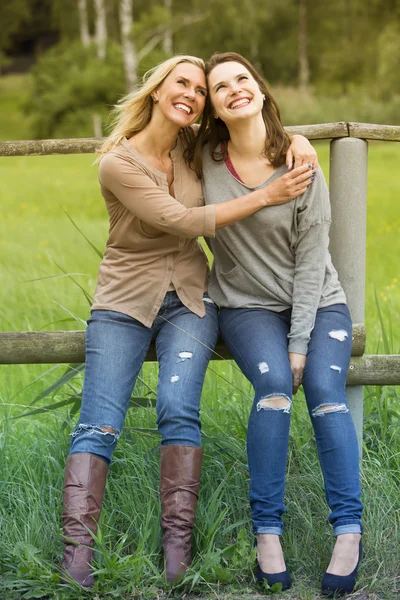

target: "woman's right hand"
[264,164,315,206]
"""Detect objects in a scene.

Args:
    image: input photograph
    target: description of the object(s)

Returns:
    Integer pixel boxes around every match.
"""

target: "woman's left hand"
[286,135,318,170]
[289,352,307,394]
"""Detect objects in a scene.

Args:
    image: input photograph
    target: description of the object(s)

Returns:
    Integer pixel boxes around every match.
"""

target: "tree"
[93,0,108,136]
[119,0,138,90]
[94,0,108,59]
[162,0,173,55]
[298,0,309,94]
[78,0,91,47]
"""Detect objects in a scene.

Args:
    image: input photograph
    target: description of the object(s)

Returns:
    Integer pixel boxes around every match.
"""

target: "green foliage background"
[2,0,400,137]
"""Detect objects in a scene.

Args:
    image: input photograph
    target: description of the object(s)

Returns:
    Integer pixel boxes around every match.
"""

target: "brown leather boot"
[61,452,108,587]
[160,445,203,583]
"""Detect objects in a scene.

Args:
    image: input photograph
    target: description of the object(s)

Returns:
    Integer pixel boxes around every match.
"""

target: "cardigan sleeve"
[288,167,332,354]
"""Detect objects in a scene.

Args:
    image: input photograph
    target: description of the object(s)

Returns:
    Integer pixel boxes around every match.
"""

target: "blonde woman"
[60,55,317,588]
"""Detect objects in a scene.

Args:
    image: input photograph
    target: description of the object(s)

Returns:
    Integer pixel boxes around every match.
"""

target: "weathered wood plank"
[0,325,365,364]
[285,122,349,139]
[348,354,400,386]
[0,330,397,385]
[348,122,400,141]
[0,124,350,157]
[0,331,87,364]
[351,323,366,356]
[0,138,102,157]
[0,124,398,157]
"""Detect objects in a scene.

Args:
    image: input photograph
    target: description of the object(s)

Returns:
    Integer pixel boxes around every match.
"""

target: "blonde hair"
[96,55,205,161]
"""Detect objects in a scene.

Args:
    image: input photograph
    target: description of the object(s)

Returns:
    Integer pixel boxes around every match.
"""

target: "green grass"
[1,370,399,599]
[1,75,400,598]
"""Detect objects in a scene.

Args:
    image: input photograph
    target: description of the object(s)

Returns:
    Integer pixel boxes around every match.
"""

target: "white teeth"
[230,98,250,109]
[174,103,191,114]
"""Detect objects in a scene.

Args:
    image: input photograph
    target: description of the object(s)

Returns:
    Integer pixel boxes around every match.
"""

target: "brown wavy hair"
[190,52,291,178]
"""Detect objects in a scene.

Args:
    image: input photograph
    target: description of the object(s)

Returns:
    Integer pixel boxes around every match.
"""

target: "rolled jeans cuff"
[334,523,363,537]
[254,526,283,536]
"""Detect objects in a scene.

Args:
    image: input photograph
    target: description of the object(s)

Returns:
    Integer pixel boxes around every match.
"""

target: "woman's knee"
[305,374,348,411]
[253,369,292,408]
[256,394,292,414]
[310,402,349,418]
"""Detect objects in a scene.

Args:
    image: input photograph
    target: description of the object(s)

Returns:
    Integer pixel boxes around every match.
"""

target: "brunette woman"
[196,52,363,596]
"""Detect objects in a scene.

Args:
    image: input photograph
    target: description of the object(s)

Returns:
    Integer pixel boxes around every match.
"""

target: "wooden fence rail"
[1,327,400,387]
[0,123,399,157]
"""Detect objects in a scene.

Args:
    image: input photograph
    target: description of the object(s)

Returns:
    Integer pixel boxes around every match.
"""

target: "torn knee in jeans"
[100,425,118,434]
[71,423,120,444]
[312,403,349,417]
[257,394,291,413]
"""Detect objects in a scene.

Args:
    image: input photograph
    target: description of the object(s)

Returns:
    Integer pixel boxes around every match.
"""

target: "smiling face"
[208,61,264,125]
[152,62,207,128]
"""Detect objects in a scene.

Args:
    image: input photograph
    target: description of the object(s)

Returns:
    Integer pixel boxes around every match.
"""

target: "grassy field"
[0,75,399,599]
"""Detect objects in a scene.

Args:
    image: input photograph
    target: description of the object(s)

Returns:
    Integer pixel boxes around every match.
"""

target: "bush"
[25,40,126,139]
[274,86,400,127]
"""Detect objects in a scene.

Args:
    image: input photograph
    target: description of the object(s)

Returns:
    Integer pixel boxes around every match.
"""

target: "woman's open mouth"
[173,103,192,114]
[228,98,251,109]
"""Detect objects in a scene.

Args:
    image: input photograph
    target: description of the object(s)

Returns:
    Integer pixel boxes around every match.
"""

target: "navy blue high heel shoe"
[321,539,362,596]
[254,536,292,591]
[257,564,292,591]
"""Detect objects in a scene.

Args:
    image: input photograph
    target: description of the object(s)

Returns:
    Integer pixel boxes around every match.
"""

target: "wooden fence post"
[329,137,368,454]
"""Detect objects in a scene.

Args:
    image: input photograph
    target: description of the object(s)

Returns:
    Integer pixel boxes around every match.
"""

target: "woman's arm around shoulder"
[286,134,318,170]
[99,151,316,238]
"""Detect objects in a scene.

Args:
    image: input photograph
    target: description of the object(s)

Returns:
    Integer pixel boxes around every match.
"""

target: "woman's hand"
[286,135,318,170]
[264,164,315,206]
[289,352,307,394]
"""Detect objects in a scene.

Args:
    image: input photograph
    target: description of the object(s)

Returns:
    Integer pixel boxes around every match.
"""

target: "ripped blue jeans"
[219,304,363,537]
[70,292,218,463]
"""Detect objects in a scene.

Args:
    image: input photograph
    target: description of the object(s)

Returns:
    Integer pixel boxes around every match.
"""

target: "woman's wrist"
[261,187,272,207]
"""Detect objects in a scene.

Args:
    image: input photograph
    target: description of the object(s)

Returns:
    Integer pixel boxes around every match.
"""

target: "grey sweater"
[202,145,346,355]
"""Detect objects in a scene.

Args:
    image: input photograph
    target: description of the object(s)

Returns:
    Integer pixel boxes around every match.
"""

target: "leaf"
[30,363,85,405]
[11,396,81,420]
[22,589,49,599]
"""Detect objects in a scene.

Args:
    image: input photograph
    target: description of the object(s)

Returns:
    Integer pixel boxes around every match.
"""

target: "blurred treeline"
[1,0,400,138]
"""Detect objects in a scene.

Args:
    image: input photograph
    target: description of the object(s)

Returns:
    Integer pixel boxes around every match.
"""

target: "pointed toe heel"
[321,540,362,597]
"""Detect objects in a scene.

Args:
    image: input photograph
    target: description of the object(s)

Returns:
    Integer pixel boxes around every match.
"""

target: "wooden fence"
[1,122,400,445]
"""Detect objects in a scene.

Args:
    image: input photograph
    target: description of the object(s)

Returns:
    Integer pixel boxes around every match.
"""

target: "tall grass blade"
[23,273,88,283]
[374,286,391,354]
[61,206,104,258]
[50,258,93,306]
